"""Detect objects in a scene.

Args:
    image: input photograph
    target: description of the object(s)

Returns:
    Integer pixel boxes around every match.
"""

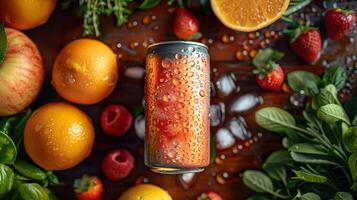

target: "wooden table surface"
[23,1,357,200]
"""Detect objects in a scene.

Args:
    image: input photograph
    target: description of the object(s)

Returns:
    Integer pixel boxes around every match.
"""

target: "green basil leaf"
[0,164,14,199]
[138,0,161,9]
[0,24,7,64]
[293,170,327,183]
[242,170,274,194]
[0,131,17,164]
[11,183,49,200]
[0,116,17,135]
[323,66,347,91]
[290,152,339,165]
[247,195,272,200]
[255,107,296,133]
[282,137,291,148]
[333,192,353,200]
[348,153,357,181]
[264,150,294,167]
[13,160,46,181]
[288,143,328,156]
[287,71,321,94]
[262,164,286,181]
[317,104,350,125]
[343,127,357,153]
[300,192,321,200]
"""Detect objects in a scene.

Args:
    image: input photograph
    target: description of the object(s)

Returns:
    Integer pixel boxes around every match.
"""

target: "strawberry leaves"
[252,48,284,78]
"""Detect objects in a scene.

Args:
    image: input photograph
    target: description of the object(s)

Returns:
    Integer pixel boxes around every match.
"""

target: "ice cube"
[227,117,251,140]
[230,94,261,113]
[216,73,239,96]
[181,173,195,184]
[125,66,145,79]
[215,128,235,150]
[209,103,225,127]
[134,115,145,140]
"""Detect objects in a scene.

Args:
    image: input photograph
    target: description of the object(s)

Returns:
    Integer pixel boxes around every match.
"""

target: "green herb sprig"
[80,0,133,36]
[243,66,357,200]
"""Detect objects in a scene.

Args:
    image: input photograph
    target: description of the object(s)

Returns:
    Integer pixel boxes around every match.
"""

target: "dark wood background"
[23,1,357,199]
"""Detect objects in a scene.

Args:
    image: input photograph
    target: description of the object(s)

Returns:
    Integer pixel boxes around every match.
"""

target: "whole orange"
[52,39,118,105]
[24,102,95,170]
[0,0,57,30]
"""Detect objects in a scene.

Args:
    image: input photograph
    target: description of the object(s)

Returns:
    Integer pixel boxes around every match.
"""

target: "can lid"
[148,40,208,50]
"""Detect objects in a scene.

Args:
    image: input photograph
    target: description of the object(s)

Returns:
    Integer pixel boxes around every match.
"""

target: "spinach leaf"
[293,170,327,183]
[287,71,321,94]
[0,131,17,164]
[11,183,49,200]
[322,66,347,91]
[12,109,32,151]
[316,84,339,107]
[317,104,350,125]
[255,107,296,133]
[342,127,357,153]
[0,116,17,135]
[0,164,14,199]
[333,192,353,200]
[348,153,357,181]
[13,160,46,181]
[242,170,274,193]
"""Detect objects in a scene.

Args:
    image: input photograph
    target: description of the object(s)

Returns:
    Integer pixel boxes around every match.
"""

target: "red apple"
[0,28,44,116]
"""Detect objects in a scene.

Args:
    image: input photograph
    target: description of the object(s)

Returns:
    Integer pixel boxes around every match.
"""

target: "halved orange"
[211,0,290,32]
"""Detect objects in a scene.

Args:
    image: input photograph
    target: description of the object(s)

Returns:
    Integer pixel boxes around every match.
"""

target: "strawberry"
[197,191,223,200]
[173,8,202,40]
[102,149,134,182]
[74,175,104,200]
[325,8,356,40]
[285,24,321,64]
[252,48,285,92]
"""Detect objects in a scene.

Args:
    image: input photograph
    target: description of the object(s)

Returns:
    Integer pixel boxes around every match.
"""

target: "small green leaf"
[247,195,272,200]
[333,192,353,200]
[343,127,357,153]
[300,192,321,200]
[351,182,357,191]
[293,170,327,183]
[262,164,286,181]
[264,150,294,167]
[255,107,296,133]
[290,152,339,165]
[323,66,347,91]
[317,104,350,125]
[348,153,357,181]
[287,71,321,94]
[138,0,161,9]
[0,131,17,164]
[242,170,274,194]
[288,143,328,156]
[252,48,284,68]
[0,24,7,64]
[316,84,340,107]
